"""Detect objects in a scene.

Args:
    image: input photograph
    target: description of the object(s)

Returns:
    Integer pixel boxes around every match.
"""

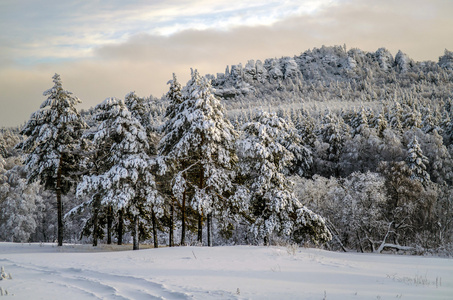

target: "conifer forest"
[2,46,453,255]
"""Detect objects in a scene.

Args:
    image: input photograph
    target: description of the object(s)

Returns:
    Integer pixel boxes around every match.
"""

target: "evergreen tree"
[374,113,388,139]
[125,91,160,247]
[237,111,331,244]
[386,101,403,133]
[401,104,422,130]
[406,136,430,185]
[124,92,151,129]
[17,74,86,246]
[158,73,184,246]
[76,97,161,250]
[295,109,317,149]
[349,107,369,137]
[317,110,350,177]
[158,70,238,246]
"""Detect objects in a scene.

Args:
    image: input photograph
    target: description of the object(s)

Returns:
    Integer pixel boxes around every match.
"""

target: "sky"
[1,0,453,127]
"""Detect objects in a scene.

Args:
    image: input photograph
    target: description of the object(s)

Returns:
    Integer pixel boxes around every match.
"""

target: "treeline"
[1,46,453,254]
[1,71,331,250]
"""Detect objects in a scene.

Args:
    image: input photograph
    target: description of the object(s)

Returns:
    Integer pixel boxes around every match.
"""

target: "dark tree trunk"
[197,159,204,244]
[152,209,158,248]
[133,215,139,250]
[180,186,186,246]
[107,205,113,245]
[169,200,174,247]
[207,212,212,247]
[42,217,47,242]
[56,156,64,247]
[197,214,203,244]
[117,208,124,245]
[92,206,99,247]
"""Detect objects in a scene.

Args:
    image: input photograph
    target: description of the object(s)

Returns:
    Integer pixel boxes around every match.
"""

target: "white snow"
[0,243,451,299]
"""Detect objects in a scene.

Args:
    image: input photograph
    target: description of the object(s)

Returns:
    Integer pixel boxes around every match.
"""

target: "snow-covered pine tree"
[125,92,151,129]
[406,136,430,185]
[125,92,159,151]
[157,73,184,246]
[17,73,86,246]
[236,111,331,244]
[158,73,189,245]
[318,110,350,177]
[295,108,317,150]
[0,140,6,161]
[374,113,388,139]
[349,106,369,137]
[158,70,238,246]
[386,100,403,133]
[280,118,313,178]
[76,97,162,250]
[125,91,161,247]
[401,103,422,130]
[68,120,111,247]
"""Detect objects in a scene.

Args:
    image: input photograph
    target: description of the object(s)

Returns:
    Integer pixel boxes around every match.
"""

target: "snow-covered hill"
[208,46,453,114]
[0,242,451,299]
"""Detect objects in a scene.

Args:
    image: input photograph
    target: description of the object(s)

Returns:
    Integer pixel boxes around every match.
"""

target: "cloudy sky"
[1,0,453,127]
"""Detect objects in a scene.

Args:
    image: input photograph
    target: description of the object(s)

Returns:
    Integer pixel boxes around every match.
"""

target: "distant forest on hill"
[1,46,453,255]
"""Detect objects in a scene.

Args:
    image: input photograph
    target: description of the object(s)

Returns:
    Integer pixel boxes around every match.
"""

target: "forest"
[1,45,453,255]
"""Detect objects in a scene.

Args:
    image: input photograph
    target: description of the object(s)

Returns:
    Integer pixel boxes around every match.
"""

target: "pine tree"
[374,113,388,139]
[17,74,86,246]
[125,92,151,129]
[349,106,369,137]
[159,73,184,246]
[386,100,403,133]
[401,104,422,130]
[158,73,188,245]
[406,136,430,185]
[76,97,161,250]
[237,111,331,244]
[158,70,238,246]
[280,119,313,178]
[295,109,317,149]
[318,110,350,177]
[125,91,160,247]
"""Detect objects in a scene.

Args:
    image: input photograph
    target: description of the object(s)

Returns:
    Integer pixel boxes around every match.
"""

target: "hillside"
[208,46,453,112]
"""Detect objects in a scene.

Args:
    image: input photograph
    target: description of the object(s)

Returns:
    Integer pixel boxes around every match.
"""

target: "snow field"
[0,243,452,299]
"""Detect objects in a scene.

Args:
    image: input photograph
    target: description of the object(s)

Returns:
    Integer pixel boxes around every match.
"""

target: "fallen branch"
[378,243,415,252]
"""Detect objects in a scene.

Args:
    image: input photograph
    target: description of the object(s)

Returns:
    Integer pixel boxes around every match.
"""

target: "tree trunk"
[117,208,124,245]
[207,212,212,247]
[356,231,363,253]
[197,213,203,244]
[133,215,139,250]
[326,220,347,252]
[152,209,158,248]
[92,206,99,247]
[197,159,204,245]
[180,186,186,246]
[107,205,113,245]
[169,199,174,247]
[56,156,64,247]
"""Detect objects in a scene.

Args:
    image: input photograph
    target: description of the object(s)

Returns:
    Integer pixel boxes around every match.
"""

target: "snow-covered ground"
[0,243,451,299]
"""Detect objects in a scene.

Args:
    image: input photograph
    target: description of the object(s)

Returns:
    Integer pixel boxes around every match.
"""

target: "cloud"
[0,0,452,127]
[0,0,334,66]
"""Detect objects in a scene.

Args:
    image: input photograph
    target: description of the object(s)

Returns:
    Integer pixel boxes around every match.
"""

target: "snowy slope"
[0,243,451,299]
